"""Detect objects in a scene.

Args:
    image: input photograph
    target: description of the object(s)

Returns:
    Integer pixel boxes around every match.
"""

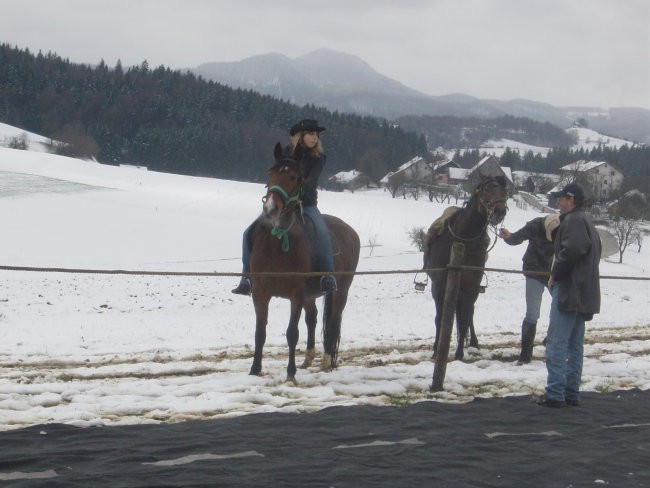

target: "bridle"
[447,177,507,246]
[263,169,303,252]
[476,177,508,222]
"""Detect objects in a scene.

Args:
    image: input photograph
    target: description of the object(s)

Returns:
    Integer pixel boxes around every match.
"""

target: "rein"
[266,184,302,252]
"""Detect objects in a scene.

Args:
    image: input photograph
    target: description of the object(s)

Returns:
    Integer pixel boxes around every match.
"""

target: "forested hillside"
[0,44,426,182]
[397,114,576,149]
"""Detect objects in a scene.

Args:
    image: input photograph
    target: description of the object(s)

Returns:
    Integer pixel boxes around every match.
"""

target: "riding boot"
[231,277,251,296]
[517,320,537,365]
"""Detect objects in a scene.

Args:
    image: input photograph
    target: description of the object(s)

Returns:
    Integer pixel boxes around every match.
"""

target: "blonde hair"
[289,132,323,158]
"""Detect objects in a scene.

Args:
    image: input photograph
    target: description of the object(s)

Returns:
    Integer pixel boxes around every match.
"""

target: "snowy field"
[0,147,648,431]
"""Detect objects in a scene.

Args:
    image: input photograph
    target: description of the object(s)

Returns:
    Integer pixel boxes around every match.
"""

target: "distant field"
[0,171,104,198]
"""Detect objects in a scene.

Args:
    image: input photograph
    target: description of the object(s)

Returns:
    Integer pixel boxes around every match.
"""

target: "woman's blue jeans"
[544,285,585,402]
[240,206,334,274]
[302,205,334,273]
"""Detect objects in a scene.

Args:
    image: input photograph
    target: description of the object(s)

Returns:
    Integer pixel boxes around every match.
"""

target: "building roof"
[329,170,365,183]
[560,160,609,172]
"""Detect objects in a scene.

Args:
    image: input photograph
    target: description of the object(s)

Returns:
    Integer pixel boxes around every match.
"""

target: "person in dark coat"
[499,213,560,364]
[537,182,601,408]
[232,119,337,295]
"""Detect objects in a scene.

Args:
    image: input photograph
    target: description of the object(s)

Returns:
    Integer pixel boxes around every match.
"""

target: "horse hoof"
[321,353,335,372]
[249,369,262,376]
[299,348,317,369]
[286,375,297,385]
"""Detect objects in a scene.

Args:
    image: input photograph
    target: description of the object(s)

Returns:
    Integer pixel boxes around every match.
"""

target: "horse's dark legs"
[431,287,444,358]
[454,296,478,360]
[300,299,318,369]
[250,294,271,376]
[285,298,303,383]
[468,319,479,349]
[322,288,349,371]
[454,303,466,360]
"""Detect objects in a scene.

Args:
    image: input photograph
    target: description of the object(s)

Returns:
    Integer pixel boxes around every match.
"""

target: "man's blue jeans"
[545,285,585,402]
[524,277,547,324]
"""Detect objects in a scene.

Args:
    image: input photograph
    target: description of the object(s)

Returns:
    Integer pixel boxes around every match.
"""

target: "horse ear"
[274,142,283,160]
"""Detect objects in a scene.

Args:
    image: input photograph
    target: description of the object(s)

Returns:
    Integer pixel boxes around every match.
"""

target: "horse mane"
[268,157,299,174]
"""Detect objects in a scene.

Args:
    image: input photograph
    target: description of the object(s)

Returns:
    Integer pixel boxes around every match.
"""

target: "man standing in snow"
[537,183,601,408]
[499,213,560,365]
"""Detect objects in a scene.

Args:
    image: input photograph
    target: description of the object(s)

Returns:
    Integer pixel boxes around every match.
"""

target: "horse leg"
[300,299,318,369]
[250,294,271,376]
[468,315,479,349]
[455,295,479,360]
[286,298,303,383]
[454,302,467,361]
[431,288,443,358]
[321,289,348,371]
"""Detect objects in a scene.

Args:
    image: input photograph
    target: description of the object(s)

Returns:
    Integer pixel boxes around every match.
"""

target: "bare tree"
[634,229,643,253]
[610,217,640,263]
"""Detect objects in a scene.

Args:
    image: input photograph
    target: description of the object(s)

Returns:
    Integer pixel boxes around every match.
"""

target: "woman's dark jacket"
[551,208,601,317]
[504,217,554,284]
[284,144,325,207]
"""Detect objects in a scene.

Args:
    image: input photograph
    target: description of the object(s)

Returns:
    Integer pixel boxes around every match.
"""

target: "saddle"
[426,206,461,243]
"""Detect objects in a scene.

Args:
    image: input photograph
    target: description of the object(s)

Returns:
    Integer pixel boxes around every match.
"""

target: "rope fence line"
[1,264,648,281]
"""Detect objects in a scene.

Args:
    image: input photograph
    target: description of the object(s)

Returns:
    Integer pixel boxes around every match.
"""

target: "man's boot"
[517,320,537,365]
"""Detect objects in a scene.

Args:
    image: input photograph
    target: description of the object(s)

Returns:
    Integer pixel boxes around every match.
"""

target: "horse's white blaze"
[263,196,277,216]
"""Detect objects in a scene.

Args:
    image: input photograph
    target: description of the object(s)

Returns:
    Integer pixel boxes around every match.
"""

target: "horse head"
[262,142,302,221]
[475,175,508,225]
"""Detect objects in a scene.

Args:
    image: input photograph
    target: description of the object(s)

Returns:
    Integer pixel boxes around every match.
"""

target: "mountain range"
[191,48,650,145]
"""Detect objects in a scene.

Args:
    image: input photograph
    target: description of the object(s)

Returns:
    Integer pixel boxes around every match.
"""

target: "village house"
[559,160,624,200]
[511,170,561,194]
[448,155,514,193]
[380,155,459,189]
[327,169,372,192]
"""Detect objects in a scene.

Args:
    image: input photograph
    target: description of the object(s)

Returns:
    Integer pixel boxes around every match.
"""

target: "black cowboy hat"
[289,119,326,136]
[550,182,585,204]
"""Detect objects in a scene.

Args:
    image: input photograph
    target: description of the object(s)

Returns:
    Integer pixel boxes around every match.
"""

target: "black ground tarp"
[0,389,648,487]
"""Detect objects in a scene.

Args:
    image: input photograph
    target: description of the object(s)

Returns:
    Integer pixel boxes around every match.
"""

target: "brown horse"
[248,143,360,382]
[423,175,508,360]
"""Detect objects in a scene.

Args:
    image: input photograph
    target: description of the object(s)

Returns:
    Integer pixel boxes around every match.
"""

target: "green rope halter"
[268,185,301,252]
[271,225,290,252]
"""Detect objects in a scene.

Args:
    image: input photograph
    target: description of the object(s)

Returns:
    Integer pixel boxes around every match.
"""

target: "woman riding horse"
[247,144,360,381]
[233,119,337,296]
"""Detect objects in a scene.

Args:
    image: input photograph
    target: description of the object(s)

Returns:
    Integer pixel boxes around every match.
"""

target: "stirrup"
[231,277,251,296]
[320,275,337,293]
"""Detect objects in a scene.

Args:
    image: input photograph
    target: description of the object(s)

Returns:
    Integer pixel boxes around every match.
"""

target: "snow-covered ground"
[478,126,637,158]
[0,145,648,432]
[0,122,56,153]
[479,138,552,157]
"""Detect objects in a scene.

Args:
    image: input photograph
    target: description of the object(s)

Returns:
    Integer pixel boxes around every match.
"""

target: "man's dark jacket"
[504,217,554,284]
[551,207,601,316]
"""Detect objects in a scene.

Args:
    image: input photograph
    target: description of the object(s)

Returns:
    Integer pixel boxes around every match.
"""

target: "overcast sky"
[2,0,649,109]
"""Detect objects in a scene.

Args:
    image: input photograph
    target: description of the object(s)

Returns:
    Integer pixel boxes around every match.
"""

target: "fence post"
[431,241,465,392]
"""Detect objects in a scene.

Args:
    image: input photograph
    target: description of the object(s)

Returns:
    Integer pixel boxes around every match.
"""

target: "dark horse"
[249,143,360,382]
[423,175,508,360]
